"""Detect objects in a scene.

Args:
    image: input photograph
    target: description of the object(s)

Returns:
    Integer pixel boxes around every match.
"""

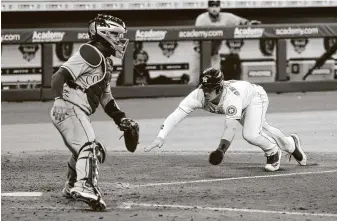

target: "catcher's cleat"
[70,183,106,212]
[209,149,224,165]
[265,149,282,172]
[61,182,73,198]
[290,134,307,166]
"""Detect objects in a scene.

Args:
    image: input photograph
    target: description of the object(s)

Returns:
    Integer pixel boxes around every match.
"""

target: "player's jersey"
[195,12,247,27]
[61,43,111,115]
[179,80,260,120]
[195,12,248,54]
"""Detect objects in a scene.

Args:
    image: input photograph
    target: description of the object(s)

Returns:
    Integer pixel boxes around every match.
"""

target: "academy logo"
[1,34,21,42]
[226,39,244,51]
[234,27,264,39]
[291,38,309,54]
[18,44,39,62]
[179,30,223,39]
[275,27,318,36]
[159,41,178,58]
[32,31,66,43]
[135,29,167,41]
[226,106,237,116]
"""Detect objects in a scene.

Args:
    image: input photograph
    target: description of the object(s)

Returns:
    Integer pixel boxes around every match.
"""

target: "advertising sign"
[2,37,336,90]
[287,37,336,81]
[1,44,42,90]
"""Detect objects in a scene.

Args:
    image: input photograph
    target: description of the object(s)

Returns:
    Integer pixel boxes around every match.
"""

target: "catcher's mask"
[88,14,129,59]
[199,67,224,100]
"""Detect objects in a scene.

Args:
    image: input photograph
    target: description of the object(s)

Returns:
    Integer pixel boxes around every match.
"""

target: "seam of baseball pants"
[256,92,278,155]
[73,107,91,182]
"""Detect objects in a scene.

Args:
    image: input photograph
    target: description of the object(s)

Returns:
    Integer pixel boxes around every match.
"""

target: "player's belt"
[66,81,87,93]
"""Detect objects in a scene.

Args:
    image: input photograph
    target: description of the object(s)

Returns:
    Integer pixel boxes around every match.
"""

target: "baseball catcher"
[50,14,139,211]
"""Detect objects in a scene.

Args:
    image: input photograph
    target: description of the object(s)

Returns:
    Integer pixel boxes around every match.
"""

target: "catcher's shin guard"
[71,141,107,211]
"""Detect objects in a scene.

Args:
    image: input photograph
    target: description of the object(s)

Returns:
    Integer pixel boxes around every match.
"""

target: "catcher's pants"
[239,85,295,155]
[50,102,97,185]
[189,51,221,85]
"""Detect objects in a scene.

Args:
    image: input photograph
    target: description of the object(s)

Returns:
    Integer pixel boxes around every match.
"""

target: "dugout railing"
[2,23,337,101]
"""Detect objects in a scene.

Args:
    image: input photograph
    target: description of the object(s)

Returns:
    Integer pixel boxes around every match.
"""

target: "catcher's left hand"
[119,118,139,152]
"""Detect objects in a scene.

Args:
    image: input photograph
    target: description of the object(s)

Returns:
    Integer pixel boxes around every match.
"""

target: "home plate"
[2,192,43,197]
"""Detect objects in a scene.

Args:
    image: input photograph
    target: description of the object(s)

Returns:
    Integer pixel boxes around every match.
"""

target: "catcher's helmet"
[199,67,224,92]
[88,14,129,59]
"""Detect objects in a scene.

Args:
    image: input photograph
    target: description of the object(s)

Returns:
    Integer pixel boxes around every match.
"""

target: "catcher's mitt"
[119,118,139,152]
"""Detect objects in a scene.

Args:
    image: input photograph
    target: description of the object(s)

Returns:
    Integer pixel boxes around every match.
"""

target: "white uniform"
[158,80,295,155]
[189,12,248,84]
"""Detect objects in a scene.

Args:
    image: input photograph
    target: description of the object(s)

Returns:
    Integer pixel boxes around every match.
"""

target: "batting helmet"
[88,14,129,59]
[199,67,224,92]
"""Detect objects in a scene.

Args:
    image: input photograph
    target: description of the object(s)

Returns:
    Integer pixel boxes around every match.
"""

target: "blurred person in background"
[117,50,150,86]
[133,50,151,85]
[221,40,243,80]
[189,0,260,84]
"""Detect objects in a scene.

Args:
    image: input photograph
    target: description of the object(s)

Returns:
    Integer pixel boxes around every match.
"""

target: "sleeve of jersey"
[224,99,242,120]
[157,90,203,139]
[179,89,203,114]
[195,14,205,26]
[60,52,86,80]
[230,13,249,26]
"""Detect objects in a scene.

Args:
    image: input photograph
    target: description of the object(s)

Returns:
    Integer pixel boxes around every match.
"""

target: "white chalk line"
[1,192,43,197]
[3,170,337,197]
[121,202,337,218]
[3,169,337,204]
[133,169,337,187]
[8,206,85,211]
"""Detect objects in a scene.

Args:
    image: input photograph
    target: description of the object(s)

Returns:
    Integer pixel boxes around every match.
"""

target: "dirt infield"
[2,152,337,221]
[2,91,337,220]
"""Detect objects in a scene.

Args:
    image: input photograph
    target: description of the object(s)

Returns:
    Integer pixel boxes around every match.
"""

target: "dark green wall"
[2,7,337,29]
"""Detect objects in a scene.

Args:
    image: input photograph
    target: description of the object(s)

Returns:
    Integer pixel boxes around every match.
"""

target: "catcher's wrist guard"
[104,99,126,125]
[118,118,140,152]
[219,139,231,152]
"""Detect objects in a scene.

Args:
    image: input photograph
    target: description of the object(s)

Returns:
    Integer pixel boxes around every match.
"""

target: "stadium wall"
[2,7,337,29]
[2,7,337,101]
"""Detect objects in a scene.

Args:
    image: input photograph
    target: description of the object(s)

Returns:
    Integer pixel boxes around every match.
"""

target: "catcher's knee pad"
[77,141,106,187]
[93,141,107,164]
[78,141,106,163]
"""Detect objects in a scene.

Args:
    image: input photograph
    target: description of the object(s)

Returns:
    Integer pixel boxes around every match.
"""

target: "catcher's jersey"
[179,80,258,120]
[61,43,111,115]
